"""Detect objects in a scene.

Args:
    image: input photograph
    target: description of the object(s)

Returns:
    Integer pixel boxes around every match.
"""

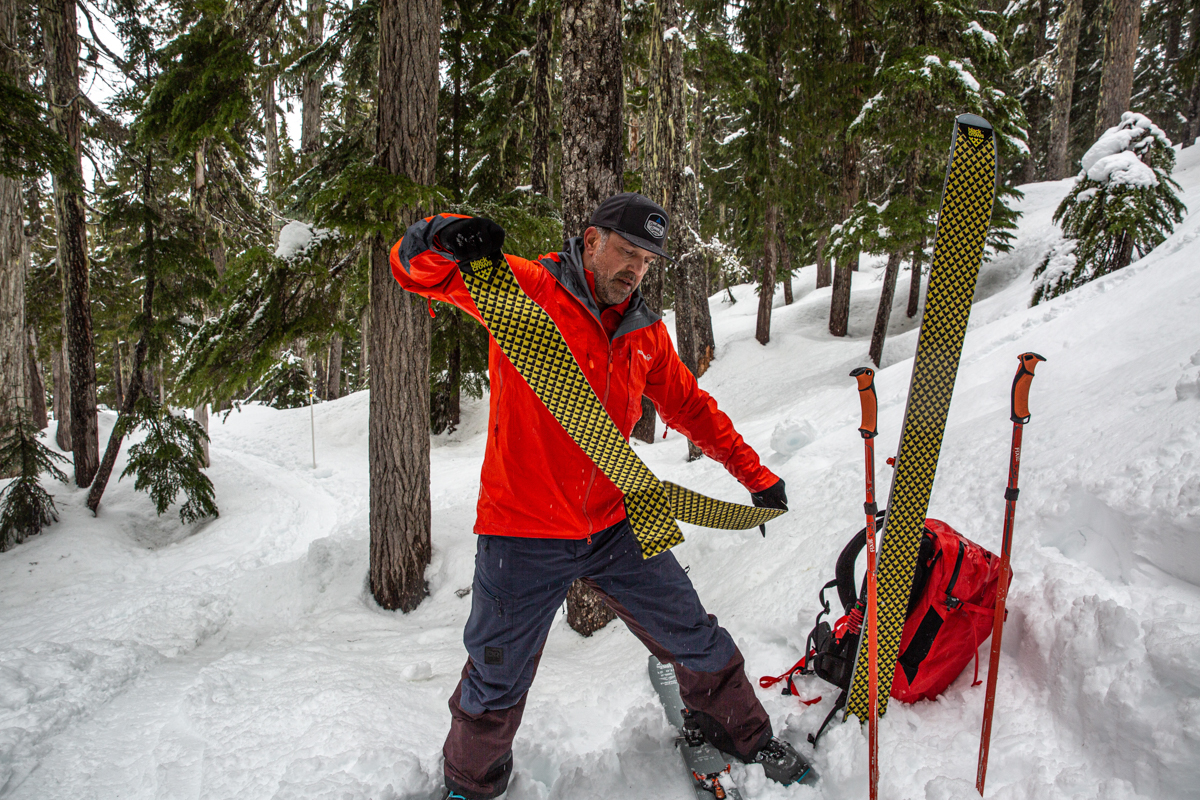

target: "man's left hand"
[751,478,788,536]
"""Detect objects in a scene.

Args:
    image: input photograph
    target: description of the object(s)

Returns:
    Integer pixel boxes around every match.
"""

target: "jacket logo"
[638,350,652,362]
[644,213,666,239]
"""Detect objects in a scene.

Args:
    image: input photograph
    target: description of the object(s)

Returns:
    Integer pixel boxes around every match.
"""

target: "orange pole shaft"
[976,420,1023,794]
[864,436,879,800]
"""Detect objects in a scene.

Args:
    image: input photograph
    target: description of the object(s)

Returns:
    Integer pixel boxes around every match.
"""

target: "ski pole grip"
[850,367,877,439]
[1010,352,1046,423]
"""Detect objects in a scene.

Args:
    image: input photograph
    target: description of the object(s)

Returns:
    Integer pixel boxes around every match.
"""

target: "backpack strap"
[807,688,848,749]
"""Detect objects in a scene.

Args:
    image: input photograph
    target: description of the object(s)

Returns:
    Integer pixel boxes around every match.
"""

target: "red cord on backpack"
[759,658,822,706]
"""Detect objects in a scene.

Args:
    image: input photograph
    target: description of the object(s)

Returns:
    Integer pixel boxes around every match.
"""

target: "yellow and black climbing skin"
[458,252,784,559]
[845,113,997,721]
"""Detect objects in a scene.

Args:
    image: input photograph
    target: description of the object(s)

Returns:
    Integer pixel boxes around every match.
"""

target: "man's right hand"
[437,217,506,263]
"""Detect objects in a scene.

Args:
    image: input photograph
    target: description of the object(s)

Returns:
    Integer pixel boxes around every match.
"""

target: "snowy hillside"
[3,145,1200,800]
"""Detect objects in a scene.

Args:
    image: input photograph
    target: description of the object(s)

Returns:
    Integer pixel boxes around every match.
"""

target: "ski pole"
[976,352,1045,796]
[850,367,880,800]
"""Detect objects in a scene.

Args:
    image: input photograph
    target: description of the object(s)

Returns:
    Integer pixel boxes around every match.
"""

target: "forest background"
[1,0,1198,629]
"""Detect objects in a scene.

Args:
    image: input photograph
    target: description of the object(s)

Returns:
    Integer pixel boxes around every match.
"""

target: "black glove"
[750,478,788,537]
[437,217,506,264]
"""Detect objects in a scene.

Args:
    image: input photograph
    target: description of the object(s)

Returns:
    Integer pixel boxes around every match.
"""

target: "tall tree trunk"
[781,235,793,305]
[42,0,98,486]
[815,232,830,288]
[1047,0,1083,179]
[27,330,48,430]
[113,341,124,410]
[0,165,23,437]
[561,0,623,633]
[1022,0,1053,183]
[359,305,370,387]
[87,277,151,514]
[369,0,439,613]
[1095,0,1142,138]
[868,250,903,367]
[53,341,70,450]
[756,203,778,346]
[530,0,553,197]
[0,0,24,441]
[907,237,926,318]
[756,43,783,346]
[302,0,325,168]
[327,334,343,400]
[831,0,865,333]
[692,53,714,373]
[1184,0,1200,147]
[559,0,624,239]
[195,402,210,468]
[87,146,156,516]
[260,38,281,210]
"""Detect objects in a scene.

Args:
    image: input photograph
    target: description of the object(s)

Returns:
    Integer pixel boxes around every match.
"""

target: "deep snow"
[2,145,1200,800]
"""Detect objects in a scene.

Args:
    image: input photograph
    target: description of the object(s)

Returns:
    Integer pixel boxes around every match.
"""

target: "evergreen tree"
[0,414,69,551]
[1033,112,1184,303]
[117,397,217,523]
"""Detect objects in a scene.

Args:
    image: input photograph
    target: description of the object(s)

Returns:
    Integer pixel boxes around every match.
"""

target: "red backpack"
[761,514,1009,745]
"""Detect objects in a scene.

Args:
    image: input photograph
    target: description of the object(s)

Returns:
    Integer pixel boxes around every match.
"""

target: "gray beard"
[593,272,634,307]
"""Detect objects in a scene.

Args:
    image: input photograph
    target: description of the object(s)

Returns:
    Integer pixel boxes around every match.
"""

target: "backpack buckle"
[945,594,962,610]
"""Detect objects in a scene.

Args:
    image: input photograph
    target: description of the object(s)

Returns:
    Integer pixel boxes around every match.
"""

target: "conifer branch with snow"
[1033,112,1185,305]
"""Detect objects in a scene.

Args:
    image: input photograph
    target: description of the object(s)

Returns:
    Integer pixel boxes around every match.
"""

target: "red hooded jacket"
[391,214,778,540]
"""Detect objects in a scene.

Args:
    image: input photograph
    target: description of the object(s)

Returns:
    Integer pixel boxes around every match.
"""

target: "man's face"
[582,227,657,307]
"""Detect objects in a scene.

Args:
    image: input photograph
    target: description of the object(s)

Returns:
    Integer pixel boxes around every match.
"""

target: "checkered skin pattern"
[664,482,784,529]
[845,117,996,722]
[460,253,782,558]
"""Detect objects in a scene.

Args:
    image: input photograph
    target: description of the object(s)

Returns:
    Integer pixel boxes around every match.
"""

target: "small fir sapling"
[1033,112,1185,305]
[0,416,70,551]
[118,398,218,524]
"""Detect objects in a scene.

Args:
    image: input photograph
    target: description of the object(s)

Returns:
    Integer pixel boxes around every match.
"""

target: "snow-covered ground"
[3,144,1200,800]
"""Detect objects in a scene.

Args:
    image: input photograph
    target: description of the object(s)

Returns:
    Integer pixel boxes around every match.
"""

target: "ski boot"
[750,736,812,785]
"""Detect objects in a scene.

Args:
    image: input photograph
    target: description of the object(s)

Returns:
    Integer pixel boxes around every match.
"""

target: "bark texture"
[815,233,830,288]
[1047,0,1083,178]
[560,0,623,633]
[1094,0,1142,139]
[907,238,925,318]
[326,334,343,400]
[27,330,48,430]
[830,0,865,337]
[0,0,24,441]
[559,0,624,239]
[0,161,24,437]
[868,250,902,367]
[369,0,439,613]
[53,342,70,450]
[756,204,777,346]
[302,0,325,166]
[42,0,98,485]
[530,0,553,197]
[260,39,281,205]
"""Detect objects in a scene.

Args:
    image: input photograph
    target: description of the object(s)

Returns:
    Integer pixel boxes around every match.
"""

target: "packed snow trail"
[1,145,1199,799]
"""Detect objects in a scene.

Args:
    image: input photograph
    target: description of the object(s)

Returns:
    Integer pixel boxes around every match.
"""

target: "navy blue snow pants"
[443,519,772,799]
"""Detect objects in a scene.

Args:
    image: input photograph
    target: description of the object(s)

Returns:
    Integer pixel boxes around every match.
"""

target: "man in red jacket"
[391,193,802,800]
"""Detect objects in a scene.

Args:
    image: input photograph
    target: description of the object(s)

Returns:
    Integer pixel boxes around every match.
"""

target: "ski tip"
[956,113,992,130]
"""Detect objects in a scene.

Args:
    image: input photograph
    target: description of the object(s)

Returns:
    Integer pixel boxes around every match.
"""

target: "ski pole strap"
[850,367,878,439]
[457,252,784,558]
[1010,352,1046,424]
